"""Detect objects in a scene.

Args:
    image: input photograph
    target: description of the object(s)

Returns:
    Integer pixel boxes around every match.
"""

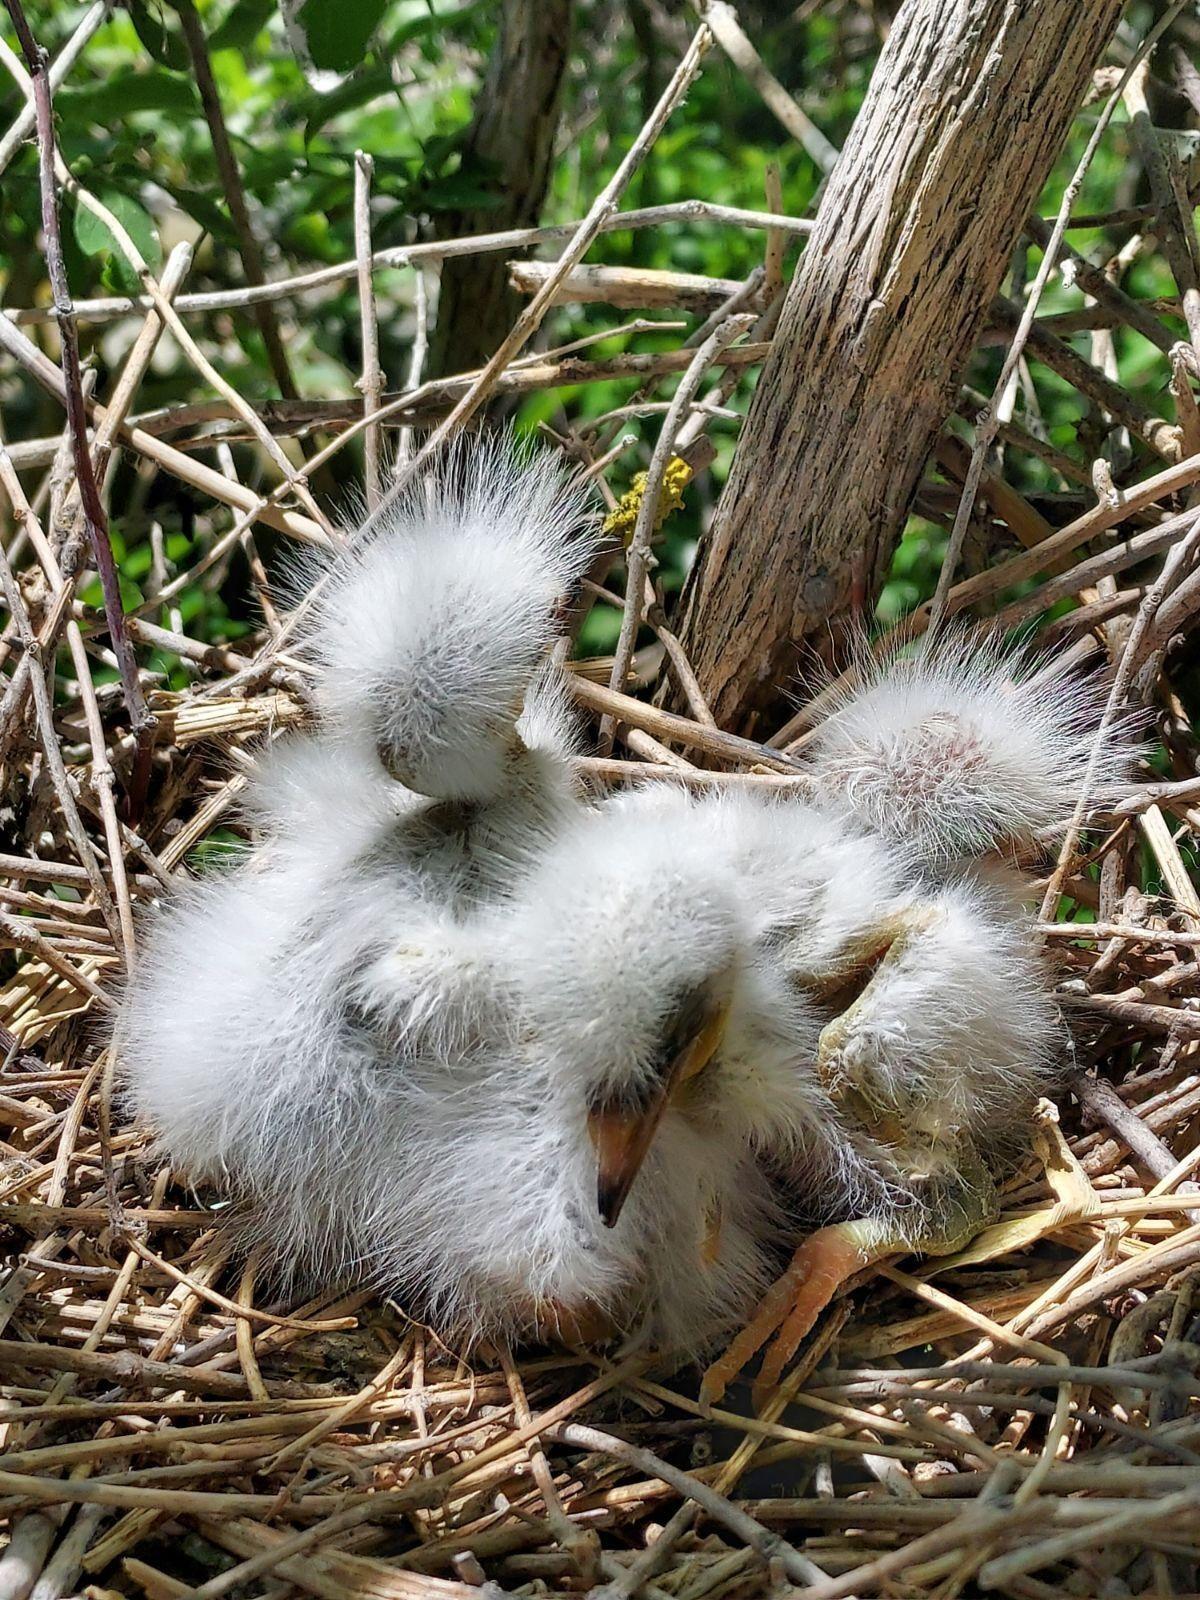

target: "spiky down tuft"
[805,631,1139,865]
[304,436,598,803]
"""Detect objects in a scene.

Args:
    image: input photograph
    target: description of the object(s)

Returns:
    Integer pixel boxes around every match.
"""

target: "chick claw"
[701,1153,1001,1408]
[531,1298,616,1347]
[700,1217,887,1408]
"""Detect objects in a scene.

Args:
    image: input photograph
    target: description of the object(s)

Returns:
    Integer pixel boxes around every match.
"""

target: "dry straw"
[2,4,1200,1597]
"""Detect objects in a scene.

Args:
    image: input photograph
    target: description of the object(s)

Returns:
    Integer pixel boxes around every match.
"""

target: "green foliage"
[0,0,1186,670]
[294,0,391,72]
[72,187,162,292]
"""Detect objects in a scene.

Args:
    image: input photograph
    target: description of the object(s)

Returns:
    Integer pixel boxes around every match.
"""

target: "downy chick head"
[506,786,824,1230]
[508,786,747,1228]
[806,630,1140,866]
[307,437,597,804]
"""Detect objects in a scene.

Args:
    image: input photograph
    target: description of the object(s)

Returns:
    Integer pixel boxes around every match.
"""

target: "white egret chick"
[308,440,593,801]
[703,637,1136,1401]
[701,856,1059,1402]
[488,784,1055,1361]
[480,787,830,1351]
[118,442,598,1306]
[806,633,1137,867]
[280,437,599,898]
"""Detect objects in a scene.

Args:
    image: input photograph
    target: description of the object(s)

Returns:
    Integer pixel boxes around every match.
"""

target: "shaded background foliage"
[7,0,1193,678]
[0,4,1171,649]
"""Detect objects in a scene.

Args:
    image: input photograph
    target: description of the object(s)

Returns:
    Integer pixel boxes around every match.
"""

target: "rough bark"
[670,0,1127,732]
[429,0,572,379]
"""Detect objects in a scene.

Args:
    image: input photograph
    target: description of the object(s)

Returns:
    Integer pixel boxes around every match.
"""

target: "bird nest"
[5,574,1200,1600]
[4,15,1200,1600]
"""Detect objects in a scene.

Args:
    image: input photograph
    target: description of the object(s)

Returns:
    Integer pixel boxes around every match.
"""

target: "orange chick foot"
[701,1219,887,1408]
[534,1297,616,1347]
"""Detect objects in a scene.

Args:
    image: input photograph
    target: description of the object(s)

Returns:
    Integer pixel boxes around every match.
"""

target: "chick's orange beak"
[588,996,729,1229]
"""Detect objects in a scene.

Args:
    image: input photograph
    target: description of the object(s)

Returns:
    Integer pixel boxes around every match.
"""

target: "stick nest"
[3,17,1200,1600]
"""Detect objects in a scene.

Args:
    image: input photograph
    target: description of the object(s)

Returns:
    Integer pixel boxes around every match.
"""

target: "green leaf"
[154,181,237,248]
[57,67,199,122]
[209,0,277,51]
[80,573,144,613]
[187,832,243,874]
[295,0,389,72]
[379,7,458,53]
[73,190,161,294]
[125,0,189,69]
[420,174,504,211]
[291,61,394,139]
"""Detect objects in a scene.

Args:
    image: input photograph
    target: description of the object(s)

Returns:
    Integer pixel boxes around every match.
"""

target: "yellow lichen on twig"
[602,455,694,543]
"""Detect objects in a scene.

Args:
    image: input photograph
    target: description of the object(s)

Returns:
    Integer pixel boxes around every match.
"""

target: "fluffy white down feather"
[304,437,597,803]
[806,632,1139,865]
[119,782,778,1350]
[119,444,619,1344]
[118,438,1094,1356]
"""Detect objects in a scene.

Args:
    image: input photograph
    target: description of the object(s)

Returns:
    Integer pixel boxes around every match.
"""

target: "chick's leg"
[812,904,938,1115]
[812,885,1052,1143]
[700,1213,893,1406]
[701,1149,998,1407]
[532,1298,617,1347]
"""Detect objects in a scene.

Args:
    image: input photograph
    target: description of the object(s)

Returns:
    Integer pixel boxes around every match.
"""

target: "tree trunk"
[670,0,1126,732]
[429,0,572,379]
